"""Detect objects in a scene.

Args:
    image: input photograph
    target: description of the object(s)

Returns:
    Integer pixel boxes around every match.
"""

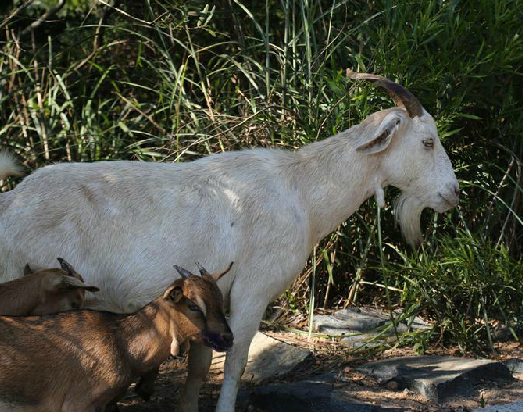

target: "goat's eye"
[423,138,434,149]
[188,302,200,312]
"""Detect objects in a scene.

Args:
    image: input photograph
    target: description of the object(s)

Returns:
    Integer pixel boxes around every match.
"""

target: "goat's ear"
[164,285,183,303]
[49,276,100,293]
[57,258,76,277]
[24,264,34,276]
[209,262,234,282]
[356,114,402,155]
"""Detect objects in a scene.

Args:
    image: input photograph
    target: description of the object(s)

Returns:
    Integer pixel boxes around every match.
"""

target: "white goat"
[0,72,458,412]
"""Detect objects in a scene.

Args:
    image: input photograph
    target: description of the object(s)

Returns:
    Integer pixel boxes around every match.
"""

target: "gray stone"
[340,333,385,348]
[358,355,513,403]
[302,372,338,384]
[238,382,406,412]
[492,325,515,342]
[314,308,394,334]
[503,358,523,374]
[211,332,311,383]
[473,401,523,411]
[313,308,430,343]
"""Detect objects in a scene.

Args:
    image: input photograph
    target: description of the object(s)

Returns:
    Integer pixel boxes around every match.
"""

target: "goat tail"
[0,152,23,181]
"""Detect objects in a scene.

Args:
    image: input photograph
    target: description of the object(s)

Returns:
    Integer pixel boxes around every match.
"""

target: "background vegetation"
[1,0,522,354]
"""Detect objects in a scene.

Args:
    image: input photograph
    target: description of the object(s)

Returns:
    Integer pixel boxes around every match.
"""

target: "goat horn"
[23,264,34,276]
[346,69,424,118]
[195,262,209,277]
[173,265,192,279]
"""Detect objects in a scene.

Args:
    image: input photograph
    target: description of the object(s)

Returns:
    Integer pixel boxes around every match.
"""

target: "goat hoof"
[135,382,154,401]
[135,388,153,401]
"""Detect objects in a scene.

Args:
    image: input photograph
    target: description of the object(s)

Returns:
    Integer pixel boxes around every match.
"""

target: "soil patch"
[116,334,523,412]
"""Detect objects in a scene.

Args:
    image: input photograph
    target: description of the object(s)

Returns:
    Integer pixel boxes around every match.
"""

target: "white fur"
[0,152,23,181]
[0,107,458,412]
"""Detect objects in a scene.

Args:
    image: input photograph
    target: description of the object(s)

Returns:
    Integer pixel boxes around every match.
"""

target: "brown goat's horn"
[195,262,209,277]
[174,265,192,279]
[346,69,424,118]
[196,262,234,282]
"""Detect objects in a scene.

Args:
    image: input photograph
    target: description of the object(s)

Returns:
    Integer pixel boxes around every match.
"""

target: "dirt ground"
[116,333,523,412]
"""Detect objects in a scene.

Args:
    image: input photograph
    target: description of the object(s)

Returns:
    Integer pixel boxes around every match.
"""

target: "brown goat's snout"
[221,332,234,347]
[201,329,234,352]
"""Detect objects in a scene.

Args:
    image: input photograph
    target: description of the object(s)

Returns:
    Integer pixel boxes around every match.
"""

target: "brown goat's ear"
[57,258,76,277]
[79,284,100,293]
[50,276,100,293]
[356,114,402,155]
[209,262,234,282]
[23,264,34,276]
[164,285,183,303]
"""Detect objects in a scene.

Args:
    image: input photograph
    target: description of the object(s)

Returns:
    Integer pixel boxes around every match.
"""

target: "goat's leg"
[102,379,132,412]
[178,342,213,412]
[215,302,266,412]
[103,400,120,412]
[135,366,160,401]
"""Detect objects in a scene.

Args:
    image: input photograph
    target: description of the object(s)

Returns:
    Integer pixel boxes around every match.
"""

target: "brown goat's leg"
[104,401,120,412]
[135,340,190,401]
[104,385,129,412]
[178,342,213,412]
[135,367,160,401]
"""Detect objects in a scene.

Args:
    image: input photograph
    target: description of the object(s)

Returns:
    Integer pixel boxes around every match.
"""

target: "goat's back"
[0,150,310,312]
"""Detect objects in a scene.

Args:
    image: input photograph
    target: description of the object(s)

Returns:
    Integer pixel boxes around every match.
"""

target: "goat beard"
[394,194,425,248]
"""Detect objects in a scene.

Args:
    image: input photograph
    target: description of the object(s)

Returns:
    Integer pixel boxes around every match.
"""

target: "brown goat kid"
[0,263,234,412]
[0,258,99,316]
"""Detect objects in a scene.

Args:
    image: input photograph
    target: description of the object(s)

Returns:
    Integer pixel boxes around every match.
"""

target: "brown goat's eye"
[423,138,434,149]
[188,302,200,312]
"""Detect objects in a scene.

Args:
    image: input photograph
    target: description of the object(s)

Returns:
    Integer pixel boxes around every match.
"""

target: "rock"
[358,355,513,403]
[314,308,396,334]
[340,334,385,348]
[313,308,430,347]
[502,358,523,374]
[211,332,311,383]
[472,401,523,411]
[386,380,399,391]
[492,324,514,342]
[302,372,338,384]
[238,382,406,412]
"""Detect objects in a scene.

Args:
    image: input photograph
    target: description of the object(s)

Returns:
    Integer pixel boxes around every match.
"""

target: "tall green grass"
[1,0,522,352]
[381,231,523,354]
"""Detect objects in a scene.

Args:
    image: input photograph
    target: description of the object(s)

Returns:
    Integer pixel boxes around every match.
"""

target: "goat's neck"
[290,131,381,245]
[118,300,186,374]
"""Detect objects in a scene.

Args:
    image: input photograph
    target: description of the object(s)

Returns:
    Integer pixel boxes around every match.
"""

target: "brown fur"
[0,263,99,316]
[0,267,232,412]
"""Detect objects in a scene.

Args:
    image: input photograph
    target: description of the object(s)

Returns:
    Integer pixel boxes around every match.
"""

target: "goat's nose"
[445,183,460,204]
[221,332,234,346]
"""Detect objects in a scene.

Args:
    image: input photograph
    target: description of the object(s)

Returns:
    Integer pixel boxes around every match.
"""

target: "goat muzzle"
[201,330,234,352]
